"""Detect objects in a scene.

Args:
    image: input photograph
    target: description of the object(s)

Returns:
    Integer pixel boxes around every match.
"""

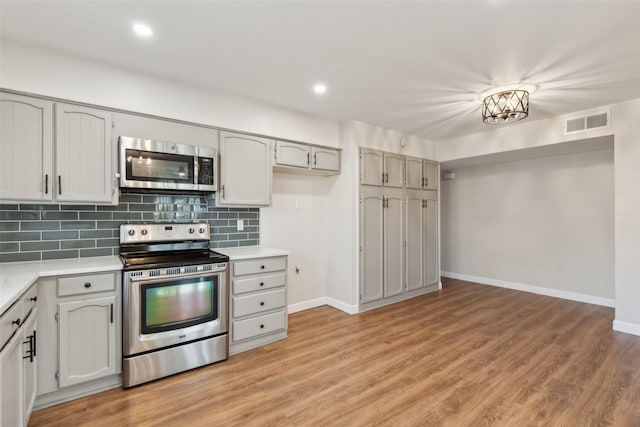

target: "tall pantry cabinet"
[359,148,439,310]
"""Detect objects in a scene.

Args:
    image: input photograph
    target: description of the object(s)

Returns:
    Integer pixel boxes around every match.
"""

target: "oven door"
[123,267,228,356]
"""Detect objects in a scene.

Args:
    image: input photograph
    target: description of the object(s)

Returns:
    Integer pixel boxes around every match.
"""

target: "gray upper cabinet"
[383,153,404,188]
[405,156,424,190]
[55,103,114,203]
[274,141,340,175]
[405,156,439,190]
[424,160,438,190]
[219,131,272,207]
[0,92,117,205]
[0,93,54,202]
[359,148,404,187]
[360,148,384,186]
[274,141,310,169]
[311,147,340,172]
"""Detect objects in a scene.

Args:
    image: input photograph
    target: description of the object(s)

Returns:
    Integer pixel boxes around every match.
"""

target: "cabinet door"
[311,147,340,172]
[384,152,404,188]
[58,296,116,388]
[22,311,37,426]
[360,148,383,186]
[405,194,424,291]
[55,103,113,203]
[424,198,439,287]
[360,188,384,304]
[424,160,438,190]
[275,141,310,168]
[219,131,272,206]
[384,192,404,297]
[405,156,423,190]
[0,93,53,202]
[1,331,24,427]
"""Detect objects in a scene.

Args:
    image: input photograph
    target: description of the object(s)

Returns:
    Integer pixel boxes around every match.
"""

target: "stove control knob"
[128,229,135,236]
[199,227,206,234]
[141,229,148,236]
[189,228,195,234]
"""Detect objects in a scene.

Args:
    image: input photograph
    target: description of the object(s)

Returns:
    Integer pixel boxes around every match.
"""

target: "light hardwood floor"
[30,278,640,426]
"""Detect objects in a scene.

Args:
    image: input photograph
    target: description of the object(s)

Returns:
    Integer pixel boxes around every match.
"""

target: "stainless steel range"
[120,223,229,388]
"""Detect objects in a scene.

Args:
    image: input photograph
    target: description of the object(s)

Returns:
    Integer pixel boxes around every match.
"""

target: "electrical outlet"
[295,199,303,209]
[237,219,244,231]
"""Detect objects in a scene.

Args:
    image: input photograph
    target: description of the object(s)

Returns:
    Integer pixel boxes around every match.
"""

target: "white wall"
[436,98,640,335]
[0,39,340,146]
[441,149,614,304]
[260,172,335,310]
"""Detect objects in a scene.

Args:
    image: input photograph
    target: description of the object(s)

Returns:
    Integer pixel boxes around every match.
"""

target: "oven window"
[125,149,194,183]
[141,275,218,334]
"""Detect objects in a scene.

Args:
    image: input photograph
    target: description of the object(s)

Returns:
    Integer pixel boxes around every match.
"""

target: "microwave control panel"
[198,157,214,185]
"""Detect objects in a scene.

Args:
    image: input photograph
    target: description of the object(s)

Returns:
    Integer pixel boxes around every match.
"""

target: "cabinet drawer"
[233,289,285,318]
[57,272,116,297]
[0,300,22,349]
[233,257,286,276]
[233,272,286,295]
[232,310,286,342]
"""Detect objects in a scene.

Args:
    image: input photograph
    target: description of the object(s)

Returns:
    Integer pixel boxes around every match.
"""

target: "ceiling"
[1,1,640,141]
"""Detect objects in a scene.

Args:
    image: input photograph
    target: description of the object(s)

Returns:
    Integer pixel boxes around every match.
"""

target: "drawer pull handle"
[259,282,264,287]
[260,265,265,269]
[12,318,21,326]
[260,324,265,329]
[84,282,92,288]
[260,302,265,306]
[30,296,38,302]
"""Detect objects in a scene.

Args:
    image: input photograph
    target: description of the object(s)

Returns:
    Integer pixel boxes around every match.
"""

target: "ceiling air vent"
[565,110,610,135]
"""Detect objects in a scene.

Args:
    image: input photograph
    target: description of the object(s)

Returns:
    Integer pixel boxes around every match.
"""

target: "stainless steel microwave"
[119,136,217,192]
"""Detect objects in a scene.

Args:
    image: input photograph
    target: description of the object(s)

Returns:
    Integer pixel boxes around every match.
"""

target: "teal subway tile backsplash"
[0,190,259,262]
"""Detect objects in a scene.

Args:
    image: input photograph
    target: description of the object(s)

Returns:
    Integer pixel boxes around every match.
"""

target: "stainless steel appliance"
[120,223,229,388]
[119,136,217,192]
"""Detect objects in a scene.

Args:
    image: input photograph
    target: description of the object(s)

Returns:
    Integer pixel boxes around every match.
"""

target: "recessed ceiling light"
[313,84,327,94]
[133,22,153,38]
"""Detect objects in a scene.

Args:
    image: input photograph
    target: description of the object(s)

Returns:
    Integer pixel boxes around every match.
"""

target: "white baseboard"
[326,297,359,314]
[288,297,359,315]
[288,298,327,314]
[613,320,640,336]
[441,271,615,308]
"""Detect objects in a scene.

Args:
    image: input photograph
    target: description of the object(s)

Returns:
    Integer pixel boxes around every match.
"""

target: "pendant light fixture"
[482,89,529,124]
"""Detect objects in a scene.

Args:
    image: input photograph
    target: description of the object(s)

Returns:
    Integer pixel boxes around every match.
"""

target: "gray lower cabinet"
[230,256,288,355]
[36,271,121,408]
[360,187,404,304]
[405,191,439,291]
[0,283,38,427]
[360,185,439,310]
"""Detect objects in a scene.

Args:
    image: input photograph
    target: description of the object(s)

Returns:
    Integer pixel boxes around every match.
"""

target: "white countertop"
[0,256,122,314]
[214,246,289,260]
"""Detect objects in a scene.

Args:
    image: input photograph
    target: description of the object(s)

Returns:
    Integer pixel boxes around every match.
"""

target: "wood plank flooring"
[29,278,640,426]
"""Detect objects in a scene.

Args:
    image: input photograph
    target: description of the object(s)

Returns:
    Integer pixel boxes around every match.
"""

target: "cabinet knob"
[84,282,92,288]
[30,296,37,302]
[12,318,21,326]
[260,265,265,269]
[260,324,265,329]
[260,302,265,306]
[259,282,264,287]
